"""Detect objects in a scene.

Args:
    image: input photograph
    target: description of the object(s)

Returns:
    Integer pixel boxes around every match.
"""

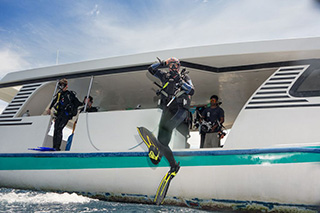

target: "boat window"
[290,65,320,97]
[89,72,158,111]
[67,77,92,105]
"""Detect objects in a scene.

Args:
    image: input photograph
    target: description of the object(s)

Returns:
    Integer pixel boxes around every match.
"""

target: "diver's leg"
[158,109,173,146]
[157,108,187,169]
[157,110,175,167]
[53,116,69,151]
[53,117,62,150]
[200,133,206,148]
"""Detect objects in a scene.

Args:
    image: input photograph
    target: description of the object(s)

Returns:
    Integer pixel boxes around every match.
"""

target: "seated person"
[79,96,98,113]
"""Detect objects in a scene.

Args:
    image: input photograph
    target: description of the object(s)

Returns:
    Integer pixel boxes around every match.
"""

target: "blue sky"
[1,0,320,111]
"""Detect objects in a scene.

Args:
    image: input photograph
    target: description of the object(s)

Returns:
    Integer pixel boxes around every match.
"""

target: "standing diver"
[47,79,82,151]
[148,57,195,201]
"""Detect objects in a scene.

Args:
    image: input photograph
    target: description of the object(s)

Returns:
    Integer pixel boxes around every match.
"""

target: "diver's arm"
[148,61,166,77]
[47,95,57,115]
[220,116,225,125]
[49,99,55,110]
[49,93,59,110]
[180,77,195,95]
[219,108,225,125]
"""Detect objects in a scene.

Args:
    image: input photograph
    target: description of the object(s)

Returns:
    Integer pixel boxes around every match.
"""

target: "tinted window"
[290,64,320,97]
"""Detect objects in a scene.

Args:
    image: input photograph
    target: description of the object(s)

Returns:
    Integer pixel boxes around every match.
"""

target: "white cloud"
[1,0,320,71]
[0,48,26,111]
[0,48,30,79]
[71,0,320,59]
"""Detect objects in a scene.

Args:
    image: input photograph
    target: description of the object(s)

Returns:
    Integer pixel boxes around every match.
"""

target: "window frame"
[289,62,320,97]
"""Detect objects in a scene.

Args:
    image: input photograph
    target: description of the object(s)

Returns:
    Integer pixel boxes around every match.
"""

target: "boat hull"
[0,148,319,211]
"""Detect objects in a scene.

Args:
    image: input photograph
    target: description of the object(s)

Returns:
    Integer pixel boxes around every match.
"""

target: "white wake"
[0,190,94,204]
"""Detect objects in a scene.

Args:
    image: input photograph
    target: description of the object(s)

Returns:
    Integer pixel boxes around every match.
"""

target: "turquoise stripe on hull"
[1,148,320,170]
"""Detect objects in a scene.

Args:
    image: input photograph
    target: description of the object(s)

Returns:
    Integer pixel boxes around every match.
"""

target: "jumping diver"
[148,57,195,194]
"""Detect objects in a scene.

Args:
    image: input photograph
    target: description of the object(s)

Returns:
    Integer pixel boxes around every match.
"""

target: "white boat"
[1,37,320,212]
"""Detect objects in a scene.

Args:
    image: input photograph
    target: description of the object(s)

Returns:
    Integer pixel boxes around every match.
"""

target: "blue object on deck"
[65,133,74,151]
[28,147,56,151]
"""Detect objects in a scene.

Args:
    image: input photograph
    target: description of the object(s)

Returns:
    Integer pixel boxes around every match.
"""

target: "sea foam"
[0,190,93,204]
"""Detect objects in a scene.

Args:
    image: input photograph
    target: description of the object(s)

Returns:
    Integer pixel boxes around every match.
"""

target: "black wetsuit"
[148,63,194,168]
[49,90,81,150]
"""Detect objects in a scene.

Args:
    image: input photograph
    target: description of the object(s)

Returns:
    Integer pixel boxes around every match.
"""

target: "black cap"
[210,95,222,105]
[210,95,219,101]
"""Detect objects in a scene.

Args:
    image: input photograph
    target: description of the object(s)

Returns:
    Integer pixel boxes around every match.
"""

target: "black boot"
[169,161,180,175]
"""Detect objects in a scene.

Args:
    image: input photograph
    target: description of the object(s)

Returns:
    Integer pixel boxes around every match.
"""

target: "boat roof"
[1,37,320,128]
[1,37,320,87]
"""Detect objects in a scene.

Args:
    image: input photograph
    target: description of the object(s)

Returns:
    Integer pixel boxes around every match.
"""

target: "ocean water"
[0,188,211,213]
